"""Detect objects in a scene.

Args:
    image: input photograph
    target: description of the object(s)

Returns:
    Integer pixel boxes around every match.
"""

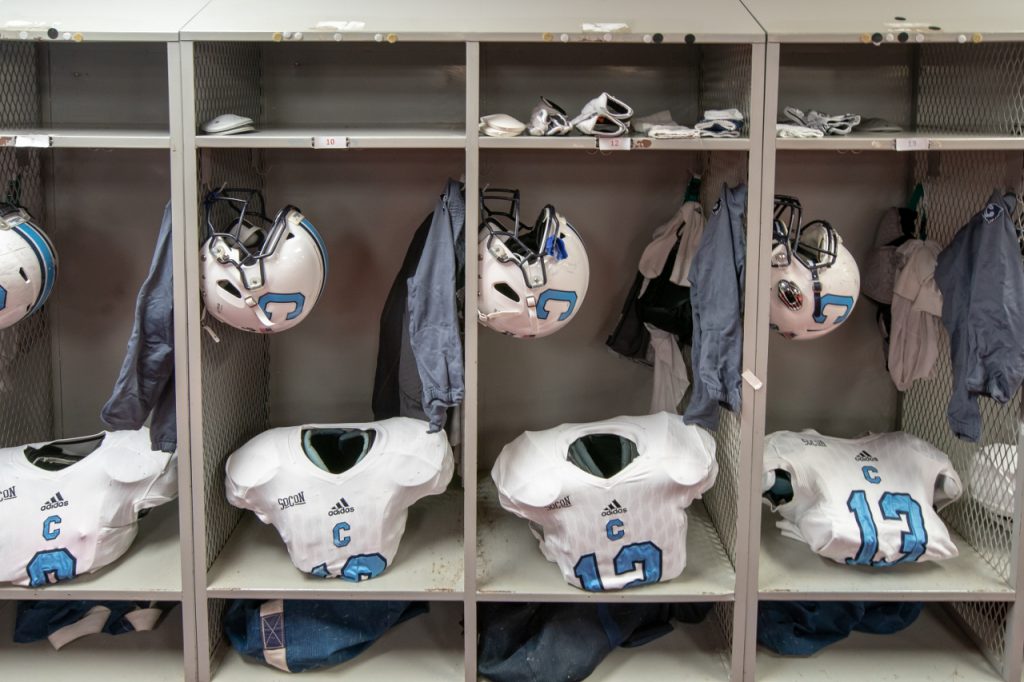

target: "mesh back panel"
[0,43,52,447]
[917,43,1024,135]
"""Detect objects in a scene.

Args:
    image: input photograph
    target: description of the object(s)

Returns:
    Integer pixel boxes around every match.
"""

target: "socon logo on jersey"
[40,492,68,511]
[0,485,15,502]
[328,497,355,516]
[601,500,628,516]
[546,495,572,510]
[278,491,306,510]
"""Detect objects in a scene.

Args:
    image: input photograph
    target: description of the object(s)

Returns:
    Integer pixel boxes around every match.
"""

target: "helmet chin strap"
[810,265,823,321]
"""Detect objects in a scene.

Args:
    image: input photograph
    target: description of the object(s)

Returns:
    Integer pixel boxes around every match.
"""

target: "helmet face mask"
[0,203,58,331]
[770,195,860,340]
[201,188,328,334]
[478,188,589,339]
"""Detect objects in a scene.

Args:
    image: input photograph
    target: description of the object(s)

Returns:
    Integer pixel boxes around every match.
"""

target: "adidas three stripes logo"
[40,492,69,511]
[328,497,355,516]
[601,499,627,516]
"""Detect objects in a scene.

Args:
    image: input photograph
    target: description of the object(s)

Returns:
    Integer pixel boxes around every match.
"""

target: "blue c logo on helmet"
[258,292,306,321]
[536,289,577,321]
[0,284,6,311]
[812,294,854,325]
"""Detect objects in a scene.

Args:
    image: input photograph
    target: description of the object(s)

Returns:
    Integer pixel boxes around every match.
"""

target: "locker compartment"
[478,42,753,149]
[190,42,468,147]
[754,600,1011,681]
[475,148,750,600]
[477,600,734,681]
[195,147,466,599]
[775,42,1024,148]
[759,149,1023,599]
[0,41,170,145]
[207,599,464,680]
[0,147,181,597]
[0,599,185,680]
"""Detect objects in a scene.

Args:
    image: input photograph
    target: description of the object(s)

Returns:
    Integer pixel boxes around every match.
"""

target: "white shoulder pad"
[386,422,454,488]
[657,415,717,486]
[491,431,564,509]
[102,429,173,484]
[225,428,286,491]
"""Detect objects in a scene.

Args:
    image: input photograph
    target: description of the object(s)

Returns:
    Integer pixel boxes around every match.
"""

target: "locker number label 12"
[313,136,350,149]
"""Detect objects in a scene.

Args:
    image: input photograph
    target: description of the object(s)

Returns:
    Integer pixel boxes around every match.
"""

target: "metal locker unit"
[177,0,766,680]
[0,1,205,680]
[741,0,1024,680]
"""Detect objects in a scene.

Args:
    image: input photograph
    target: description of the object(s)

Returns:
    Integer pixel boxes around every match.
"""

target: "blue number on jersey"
[26,548,77,586]
[573,541,663,591]
[846,490,928,566]
[341,553,387,582]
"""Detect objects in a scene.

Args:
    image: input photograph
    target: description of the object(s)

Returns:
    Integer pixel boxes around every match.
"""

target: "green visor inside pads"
[302,428,377,475]
[567,434,641,479]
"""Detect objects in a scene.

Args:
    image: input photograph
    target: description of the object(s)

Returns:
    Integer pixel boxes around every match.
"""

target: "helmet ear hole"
[493,282,520,302]
[18,267,28,282]
[217,280,243,299]
[286,232,295,240]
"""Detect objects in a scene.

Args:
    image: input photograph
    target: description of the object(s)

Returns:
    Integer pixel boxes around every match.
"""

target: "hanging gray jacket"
[101,202,177,452]
[683,183,747,432]
[934,191,1024,442]
[407,179,466,431]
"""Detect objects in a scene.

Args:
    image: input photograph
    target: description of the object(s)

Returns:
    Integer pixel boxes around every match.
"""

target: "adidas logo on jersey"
[40,492,68,511]
[855,450,878,462]
[601,500,628,516]
[546,495,572,510]
[328,498,355,516]
[277,492,306,510]
[0,485,15,502]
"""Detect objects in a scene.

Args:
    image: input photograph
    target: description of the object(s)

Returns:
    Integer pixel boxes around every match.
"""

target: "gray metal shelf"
[775,132,1024,151]
[195,126,465,149]
[479,135,752,151]
[477,482,736,602]
[0,0,210,41]
[0,600,185,681]
[180,0,764,43]
[740,0,1024,43]
[0,499,182,601]
[206,491,464,600]
[757,512,1014,601]
[585,620,732,682]
[755,605,1002,681]
[0,127,172,149]
[210,602,465,681]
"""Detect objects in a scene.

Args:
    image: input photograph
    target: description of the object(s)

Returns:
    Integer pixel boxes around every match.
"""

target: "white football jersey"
[763,430,963,566]
[225,417,453,581]
[492,413,717,591]
[0,428,177,586]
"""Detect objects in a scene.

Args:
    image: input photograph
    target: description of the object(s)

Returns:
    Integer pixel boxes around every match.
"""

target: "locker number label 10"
[313,136,350,149]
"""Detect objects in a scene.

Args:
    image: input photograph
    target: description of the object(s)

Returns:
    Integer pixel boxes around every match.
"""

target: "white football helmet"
[200,188,328,334]
[0,204,58,330]
[770,195,860,340]
[478,189,589,338]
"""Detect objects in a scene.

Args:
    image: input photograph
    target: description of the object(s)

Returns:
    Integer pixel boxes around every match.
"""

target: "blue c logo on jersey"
[42,515,61,540]
[812,294,855,325]
[258,292,306,321]
[332,522,351,548]
[861,466,881,484]
[535,289,577,321]
[606,518,624,541]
